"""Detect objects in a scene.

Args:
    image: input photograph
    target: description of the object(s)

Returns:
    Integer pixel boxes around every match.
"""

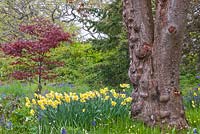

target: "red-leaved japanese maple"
[1,18,71,93]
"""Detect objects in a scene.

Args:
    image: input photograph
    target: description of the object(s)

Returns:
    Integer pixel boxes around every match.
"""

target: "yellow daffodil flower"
[25,102,30,108]
[113,92,119,98]
[32,99,36,104]
[121,101,126,106]
[104,96,110,100]
[192,104,196,108]
[124,97,132,103]
[120,94,126,98]
[100,88,108,95]
[40,105,46,110]
[192,100,195,104]
[194,92,197,96]
[64,95,71,103]
[72,95,79,101]
[80,99,86,103]
[120,83,130,88]
[34,93,38,98]
[111,101,117,106]
[30,109,35,116]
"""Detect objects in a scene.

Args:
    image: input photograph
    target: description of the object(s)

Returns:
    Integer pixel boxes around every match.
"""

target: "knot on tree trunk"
[135,42,152,59]
[128,65,143,86]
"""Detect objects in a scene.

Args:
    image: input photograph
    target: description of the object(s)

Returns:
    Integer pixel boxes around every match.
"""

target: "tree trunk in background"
[123,0,189,129]
[198,53,200,71]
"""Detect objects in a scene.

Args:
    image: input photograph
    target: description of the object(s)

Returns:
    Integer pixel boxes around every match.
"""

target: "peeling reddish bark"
[123,0,189,129]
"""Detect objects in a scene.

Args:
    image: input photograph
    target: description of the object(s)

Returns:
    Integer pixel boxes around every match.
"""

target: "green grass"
[180,73,199,93]
[0,79,200,134]
[1,112,200,134]
[0,81,35,97]
[0,81,92,97]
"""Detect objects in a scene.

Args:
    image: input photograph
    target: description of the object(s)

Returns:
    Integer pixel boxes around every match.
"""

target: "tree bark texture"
[123,0,189,129]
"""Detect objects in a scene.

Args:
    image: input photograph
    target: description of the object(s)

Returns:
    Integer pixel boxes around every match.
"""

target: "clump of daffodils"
[25,87,132,116]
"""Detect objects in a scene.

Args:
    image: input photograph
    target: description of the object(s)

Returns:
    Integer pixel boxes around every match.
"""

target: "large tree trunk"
[123,0,189,129]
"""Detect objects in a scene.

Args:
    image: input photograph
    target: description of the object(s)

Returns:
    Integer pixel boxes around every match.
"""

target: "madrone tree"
[123,0,189,128]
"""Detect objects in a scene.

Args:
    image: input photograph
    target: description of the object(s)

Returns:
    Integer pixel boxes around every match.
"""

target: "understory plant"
[184,73,200,108]
[25,86,132,132]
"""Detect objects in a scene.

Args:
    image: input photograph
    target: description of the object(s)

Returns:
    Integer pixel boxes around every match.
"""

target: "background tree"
[123,0,189,128]
[1,18,71,93]
[83,0,130,87]
[182,1,200,72]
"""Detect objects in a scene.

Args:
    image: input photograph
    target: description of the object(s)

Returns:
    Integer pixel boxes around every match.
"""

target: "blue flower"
[91,121,96,126]
[193,128,198,134]
[6,121,12,129]
[0,115,5,126]
[61,128,67,134]
[196,76,200,79]
[1,93,6,99]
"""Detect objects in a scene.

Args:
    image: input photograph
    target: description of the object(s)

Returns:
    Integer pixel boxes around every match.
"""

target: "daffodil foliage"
[25,87,132,129]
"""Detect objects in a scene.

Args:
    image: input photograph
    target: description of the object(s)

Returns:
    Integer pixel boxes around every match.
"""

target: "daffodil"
[54,100,61,105]
[32,99,36,105]
[80,99,86,103]
[34,93,38,98]
[192,100,195,104]
[120,83,130,88]
[72,95,79,101]
[100,88,108,95]
[124,97,132,103]
[82,109,86,112]
[64,94,71,103]
[104,96,110,100]
[51,102,58,108]
[55,92,63,100]
[30,109,35,116]
[113,92,119,98]
[192,104,196,108]
[69,92,76,97]
[25,97,30,102]
[111,101,117,106]
[194,92,197,96]
[110,89,116,93]
[88,91,96,99]
[40,105,46,110]
[94,91,100,97]
[120,94,126,98]
[47,99,53,106]
[25,102,30,108]
[121,101,126,105]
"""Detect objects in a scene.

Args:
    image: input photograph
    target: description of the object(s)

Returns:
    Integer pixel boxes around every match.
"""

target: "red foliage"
[1,18,71,82]
[12,71,33,80]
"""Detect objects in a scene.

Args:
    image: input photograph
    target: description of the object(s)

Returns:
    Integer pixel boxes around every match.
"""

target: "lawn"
[0,76,200,134]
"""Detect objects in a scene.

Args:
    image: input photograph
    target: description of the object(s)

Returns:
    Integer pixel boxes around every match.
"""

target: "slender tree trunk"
[123,0,189,129]
[197,53,200,71]
[38,61,42,94]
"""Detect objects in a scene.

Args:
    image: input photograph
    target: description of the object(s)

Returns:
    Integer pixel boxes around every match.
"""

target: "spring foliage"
[1,18,71,82]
